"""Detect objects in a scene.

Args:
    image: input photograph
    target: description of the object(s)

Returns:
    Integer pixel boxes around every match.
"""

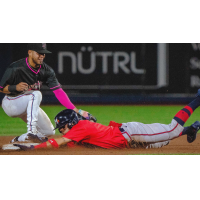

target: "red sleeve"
[108,121,122,127]
[62,121,89,142]
[67,141,76,148]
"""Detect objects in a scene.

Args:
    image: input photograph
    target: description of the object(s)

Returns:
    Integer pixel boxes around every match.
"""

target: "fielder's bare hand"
[16,82,29,92]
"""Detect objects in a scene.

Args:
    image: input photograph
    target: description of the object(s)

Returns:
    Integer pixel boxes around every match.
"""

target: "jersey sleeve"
[45,67,61,91]
[108,121,122,127]
[0,66,16,90]
[62,121,88,142]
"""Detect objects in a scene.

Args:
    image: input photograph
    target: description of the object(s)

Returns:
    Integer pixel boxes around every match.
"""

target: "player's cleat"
[187,121,200,143]
[146,141,170,149]
[10,136,20,143]
[27,133,48,143]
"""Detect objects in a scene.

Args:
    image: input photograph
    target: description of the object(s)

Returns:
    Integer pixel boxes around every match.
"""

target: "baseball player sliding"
[0,43,96,143]
[14,89,200,151]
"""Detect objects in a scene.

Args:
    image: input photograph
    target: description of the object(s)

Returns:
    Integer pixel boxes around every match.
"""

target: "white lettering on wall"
[190,57,200,70]
[58,52,77,74]
[191,75,200,87]
[130,52,145,74]
[58,47,145,75]
[192,43,200,51]
[96,52,113,74]
[114,52,130,74]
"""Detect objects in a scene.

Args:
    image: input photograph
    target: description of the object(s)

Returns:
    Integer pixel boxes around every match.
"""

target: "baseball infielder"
[0,43,96,143]
[14,89,200,151]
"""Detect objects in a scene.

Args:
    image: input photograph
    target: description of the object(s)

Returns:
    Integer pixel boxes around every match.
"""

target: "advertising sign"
[45,43,168,90]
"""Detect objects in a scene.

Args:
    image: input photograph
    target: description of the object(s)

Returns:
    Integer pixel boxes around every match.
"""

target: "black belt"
[119,127,125,133]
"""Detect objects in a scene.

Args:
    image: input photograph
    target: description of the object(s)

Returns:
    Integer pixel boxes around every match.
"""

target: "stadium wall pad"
[0,92,195,105]
[35,93,195,105]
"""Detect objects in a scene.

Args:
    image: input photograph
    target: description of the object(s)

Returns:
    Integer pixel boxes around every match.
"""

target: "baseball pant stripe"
[30,94,35,132]
[122,131,132,141]
[6,94,32,100]
[6,94,35,132]
[179,131,183,136]
[130,123,179,136]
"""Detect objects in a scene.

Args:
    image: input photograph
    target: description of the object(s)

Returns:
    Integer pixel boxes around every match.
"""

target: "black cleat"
[10,136,20,143]
[27,133,48,143]
[187,121,200,143]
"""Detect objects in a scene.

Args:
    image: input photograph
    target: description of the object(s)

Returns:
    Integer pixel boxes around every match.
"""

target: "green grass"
[0,104,200,136]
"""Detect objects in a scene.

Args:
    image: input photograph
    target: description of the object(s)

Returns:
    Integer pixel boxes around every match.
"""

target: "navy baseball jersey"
[0,57,61,96]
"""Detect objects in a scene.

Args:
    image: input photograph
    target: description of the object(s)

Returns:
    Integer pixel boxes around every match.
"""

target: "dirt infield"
[0,135,200,155]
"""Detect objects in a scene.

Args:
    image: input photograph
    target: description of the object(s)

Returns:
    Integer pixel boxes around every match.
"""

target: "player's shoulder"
[42,62,55,73]
[7,58,26,70]
[9,58,26,67]
[77,120,95,127]
[78,120,90,125]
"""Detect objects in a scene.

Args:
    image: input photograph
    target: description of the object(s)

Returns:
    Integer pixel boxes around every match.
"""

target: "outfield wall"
[0,43,200,104]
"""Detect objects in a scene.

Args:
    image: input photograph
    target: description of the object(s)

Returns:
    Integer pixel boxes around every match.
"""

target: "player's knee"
[43,128,55,137]
[32,91,42,102]
[50,124,56,135]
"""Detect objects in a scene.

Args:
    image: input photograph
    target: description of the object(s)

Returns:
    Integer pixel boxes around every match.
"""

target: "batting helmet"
[54,109,79,130]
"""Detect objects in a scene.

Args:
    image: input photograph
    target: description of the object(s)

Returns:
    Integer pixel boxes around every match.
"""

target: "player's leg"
[121,90,200,145]
[145,141,170,149]
[2,95,27,118]
[16,108,55,141]
[173,90,200,126]
[26,90,42,134]
[3,91,43,143]
[129,140,170,149]
[3,90,43,134]
[121,120,184,144]
[2,95,32,143]
[36,107,55,137]
[173,89,200,142]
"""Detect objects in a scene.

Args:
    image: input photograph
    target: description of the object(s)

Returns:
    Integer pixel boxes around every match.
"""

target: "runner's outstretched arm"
[14,137,72,150]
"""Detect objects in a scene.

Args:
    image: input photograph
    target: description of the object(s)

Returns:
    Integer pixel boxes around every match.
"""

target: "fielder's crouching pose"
[14,89,200,151]
[0,43,96,143]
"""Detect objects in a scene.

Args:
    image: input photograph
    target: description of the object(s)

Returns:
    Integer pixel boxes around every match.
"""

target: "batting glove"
[13,144,35,151]
[78,111,97,122]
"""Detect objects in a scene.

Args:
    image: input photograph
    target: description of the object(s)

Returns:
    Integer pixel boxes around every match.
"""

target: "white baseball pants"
[2,90,55,139]
[121,119,184,145]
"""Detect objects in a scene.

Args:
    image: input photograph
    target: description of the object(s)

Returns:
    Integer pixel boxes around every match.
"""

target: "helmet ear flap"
[54,109,79,130]
[68,122,73,129]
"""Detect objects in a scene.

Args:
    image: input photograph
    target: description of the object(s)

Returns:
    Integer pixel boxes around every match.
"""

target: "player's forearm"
[53,88,75,110]
[0,83,29,94]
[53,89,91,119]
[34,137,71,149]
[0,85,11,94]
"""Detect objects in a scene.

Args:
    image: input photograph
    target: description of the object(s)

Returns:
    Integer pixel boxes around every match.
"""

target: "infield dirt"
[0,134,200,155]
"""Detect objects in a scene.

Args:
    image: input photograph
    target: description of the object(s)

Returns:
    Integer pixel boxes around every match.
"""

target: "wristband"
[8,85,17,93]
[49,139,59,148]
[79,109,84,115]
